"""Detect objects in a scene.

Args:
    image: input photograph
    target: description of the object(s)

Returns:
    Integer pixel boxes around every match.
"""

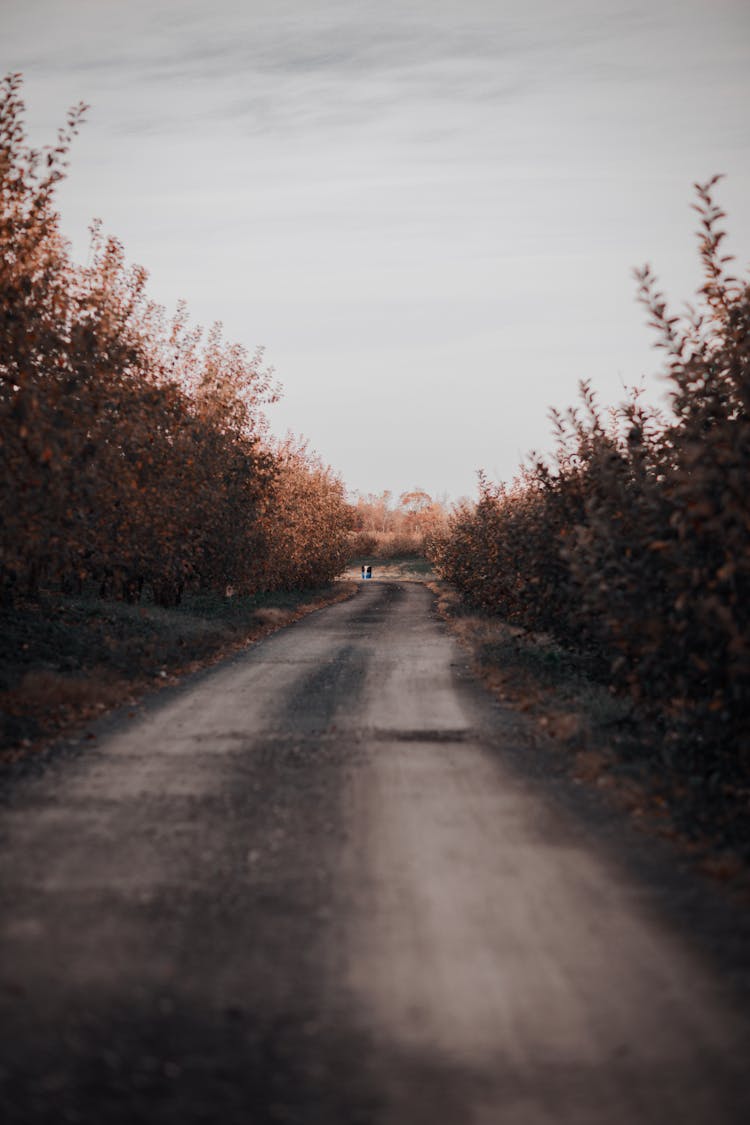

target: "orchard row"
[433,177,750,797]
[1,75,350,607]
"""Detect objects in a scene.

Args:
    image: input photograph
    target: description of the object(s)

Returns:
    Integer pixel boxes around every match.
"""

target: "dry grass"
[252,607,295,627]
[0,668,131,739]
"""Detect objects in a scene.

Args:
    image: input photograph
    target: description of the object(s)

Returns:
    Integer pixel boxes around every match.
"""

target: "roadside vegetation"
[0,73,353,753]
[431,177,750,862]
[0,73,350,607]
[347,488,448,561]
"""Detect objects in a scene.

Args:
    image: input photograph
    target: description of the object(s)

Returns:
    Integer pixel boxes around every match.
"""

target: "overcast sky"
[2,0,749,500]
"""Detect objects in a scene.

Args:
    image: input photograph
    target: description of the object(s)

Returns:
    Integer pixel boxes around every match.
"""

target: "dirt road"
[1,582,749,1123]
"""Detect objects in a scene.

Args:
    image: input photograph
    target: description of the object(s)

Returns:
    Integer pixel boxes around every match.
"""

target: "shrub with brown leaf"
[1,75,350,608]
[433,176,750,808]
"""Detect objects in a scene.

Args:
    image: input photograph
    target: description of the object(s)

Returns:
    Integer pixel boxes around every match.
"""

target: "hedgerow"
[0,74,350,606]
[433,175,750,790]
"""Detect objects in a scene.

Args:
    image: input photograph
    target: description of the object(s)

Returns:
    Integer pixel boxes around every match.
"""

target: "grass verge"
[429,579,750,893]
[0,581,357,763]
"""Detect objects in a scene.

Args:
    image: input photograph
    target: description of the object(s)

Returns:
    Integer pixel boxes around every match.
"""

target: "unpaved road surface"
[2,582,750,1124]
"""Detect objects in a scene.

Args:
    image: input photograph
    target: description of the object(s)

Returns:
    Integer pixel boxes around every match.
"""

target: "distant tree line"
[0,74,350,606]
[348,488,448,559]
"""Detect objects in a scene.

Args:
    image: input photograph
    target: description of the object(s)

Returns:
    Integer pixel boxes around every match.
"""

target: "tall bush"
[0,74,349,604]
[433,176,750,776]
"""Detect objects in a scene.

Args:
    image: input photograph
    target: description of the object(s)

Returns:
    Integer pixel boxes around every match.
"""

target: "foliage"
[432,176,750,795]
[348,488,448,559]
[251,436,352,590]
[0,75,349,606]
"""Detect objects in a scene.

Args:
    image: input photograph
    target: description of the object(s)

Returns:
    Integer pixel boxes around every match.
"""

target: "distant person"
[361,564,366,580]
[366,565,372,580]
